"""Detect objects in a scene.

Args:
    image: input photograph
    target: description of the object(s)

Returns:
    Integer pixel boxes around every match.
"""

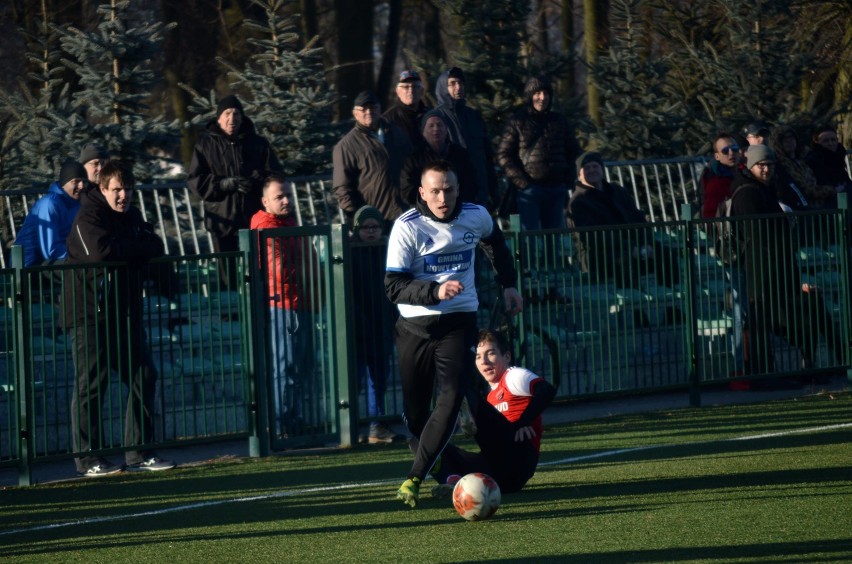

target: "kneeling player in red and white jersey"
[418,328,557,496]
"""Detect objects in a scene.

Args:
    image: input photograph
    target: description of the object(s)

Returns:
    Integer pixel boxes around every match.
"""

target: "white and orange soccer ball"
[452,472,501,521]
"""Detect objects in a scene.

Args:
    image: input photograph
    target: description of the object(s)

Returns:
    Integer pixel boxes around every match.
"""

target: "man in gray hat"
[333,90,412,224]
[729,144,841,378]
[79,142,109,188]
[187,94,282,282]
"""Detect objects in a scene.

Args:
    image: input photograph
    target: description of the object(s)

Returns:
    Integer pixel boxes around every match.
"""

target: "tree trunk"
[299,0,318,47]
[561,0,575,99]
[584,0,600,125]
[333,0,374,118]
[376,0,402,108]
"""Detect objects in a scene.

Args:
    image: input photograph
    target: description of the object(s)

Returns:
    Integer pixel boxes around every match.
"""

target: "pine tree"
[654,0,839,152]
[183,0,338,177]
[589,0,686,159]
[0,5,80,189]
[57,0,179,181]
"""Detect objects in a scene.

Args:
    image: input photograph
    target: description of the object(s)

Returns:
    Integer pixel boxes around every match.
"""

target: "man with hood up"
[432,68,498,210]
[187,95,282,263]
[497,75,581,232]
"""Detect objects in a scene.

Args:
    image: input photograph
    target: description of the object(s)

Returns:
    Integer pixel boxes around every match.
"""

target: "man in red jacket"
[250,175,305,435]
[700,132,740,218]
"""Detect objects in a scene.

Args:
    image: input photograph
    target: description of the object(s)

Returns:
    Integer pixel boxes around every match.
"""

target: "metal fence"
[0,157,718,266]
[2,200,850,485]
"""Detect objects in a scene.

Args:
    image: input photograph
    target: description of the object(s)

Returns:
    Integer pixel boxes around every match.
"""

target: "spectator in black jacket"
[64,161,175,477]
[187,95,282,273]
[730,145,843,378]
[400,109,477,207]
[498,75,581,231]
[383,69,431,148]
[433,68,499,210]
[333,90,413,225]
[805,124,851,198]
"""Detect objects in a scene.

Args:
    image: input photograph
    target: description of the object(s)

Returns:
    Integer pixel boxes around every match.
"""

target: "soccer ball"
[452,472,501,521]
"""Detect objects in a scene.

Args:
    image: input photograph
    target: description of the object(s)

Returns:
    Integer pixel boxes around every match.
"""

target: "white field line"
[4,422,850,538]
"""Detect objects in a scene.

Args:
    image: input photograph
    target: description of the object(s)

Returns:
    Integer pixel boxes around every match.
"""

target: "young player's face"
[475,339,511,386]
[100,177,133,213]
[418,169,458,219]
[262,181,294,218]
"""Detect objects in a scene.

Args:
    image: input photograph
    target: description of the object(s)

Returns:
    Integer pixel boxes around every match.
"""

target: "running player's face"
[419,169,458,219]
[475,340,511,385]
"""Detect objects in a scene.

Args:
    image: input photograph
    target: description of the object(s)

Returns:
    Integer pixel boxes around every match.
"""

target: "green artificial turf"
[1,392,850,563]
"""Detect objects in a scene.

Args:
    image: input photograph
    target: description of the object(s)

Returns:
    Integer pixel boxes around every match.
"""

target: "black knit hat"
[576,152,604,176]
[447,67,465,82]
[59,159,87,186]
[420,109,448,133]
[216,94,244,117]
[78,143,108,165]
[353,206,385,234]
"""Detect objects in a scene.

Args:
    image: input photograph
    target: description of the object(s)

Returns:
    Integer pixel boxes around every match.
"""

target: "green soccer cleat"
[396,477,422,508]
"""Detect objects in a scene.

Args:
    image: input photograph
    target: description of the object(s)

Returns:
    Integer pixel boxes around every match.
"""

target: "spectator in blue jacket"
[14,159,87,267]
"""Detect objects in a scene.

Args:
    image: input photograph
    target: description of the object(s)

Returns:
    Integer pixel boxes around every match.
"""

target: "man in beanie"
[383,69,431,147]
[14,159,87,267]
[498,75,581,232]
[349,205,405,444]
[79,142,109,187]
[729,144,842,378]
[333,90,412,225]
[567,152,665,284]
[399,109,476,206]
[187,94,282,285]
[432,67,498,210]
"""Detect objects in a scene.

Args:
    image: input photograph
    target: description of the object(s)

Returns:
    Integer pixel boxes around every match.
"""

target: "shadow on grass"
[470,539,852,563]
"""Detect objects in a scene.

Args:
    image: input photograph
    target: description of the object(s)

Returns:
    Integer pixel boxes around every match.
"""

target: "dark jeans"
[70,324,157,472]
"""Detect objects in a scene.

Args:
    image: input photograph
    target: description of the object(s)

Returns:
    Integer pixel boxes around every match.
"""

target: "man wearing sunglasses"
[700,132,741,218]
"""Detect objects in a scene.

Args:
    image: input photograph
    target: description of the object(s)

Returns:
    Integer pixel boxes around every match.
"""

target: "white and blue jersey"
[387,203,492,318]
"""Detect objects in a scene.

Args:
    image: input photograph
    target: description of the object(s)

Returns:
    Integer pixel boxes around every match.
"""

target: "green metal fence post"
[837,193,851,382]
[508,214,524,360]
[680,205,701,407]
[330,225,356,447]
[11,246,32,486]
[240,229,269,457]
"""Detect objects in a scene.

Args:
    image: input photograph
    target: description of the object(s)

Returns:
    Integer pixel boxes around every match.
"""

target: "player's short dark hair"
[263,172,290,194]
[420,159,457,186]
[477,329,511,356]
[98,161,135,190]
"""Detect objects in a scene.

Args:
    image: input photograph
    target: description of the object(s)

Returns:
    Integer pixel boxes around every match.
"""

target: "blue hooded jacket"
[14,181,81,266]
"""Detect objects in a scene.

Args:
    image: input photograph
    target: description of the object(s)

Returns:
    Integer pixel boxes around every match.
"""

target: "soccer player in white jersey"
[386,160,523,508]
[423,329,557,497]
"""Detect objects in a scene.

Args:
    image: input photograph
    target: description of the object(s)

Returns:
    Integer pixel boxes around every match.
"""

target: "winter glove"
[236,176,254,194]
[219,176,242,193]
